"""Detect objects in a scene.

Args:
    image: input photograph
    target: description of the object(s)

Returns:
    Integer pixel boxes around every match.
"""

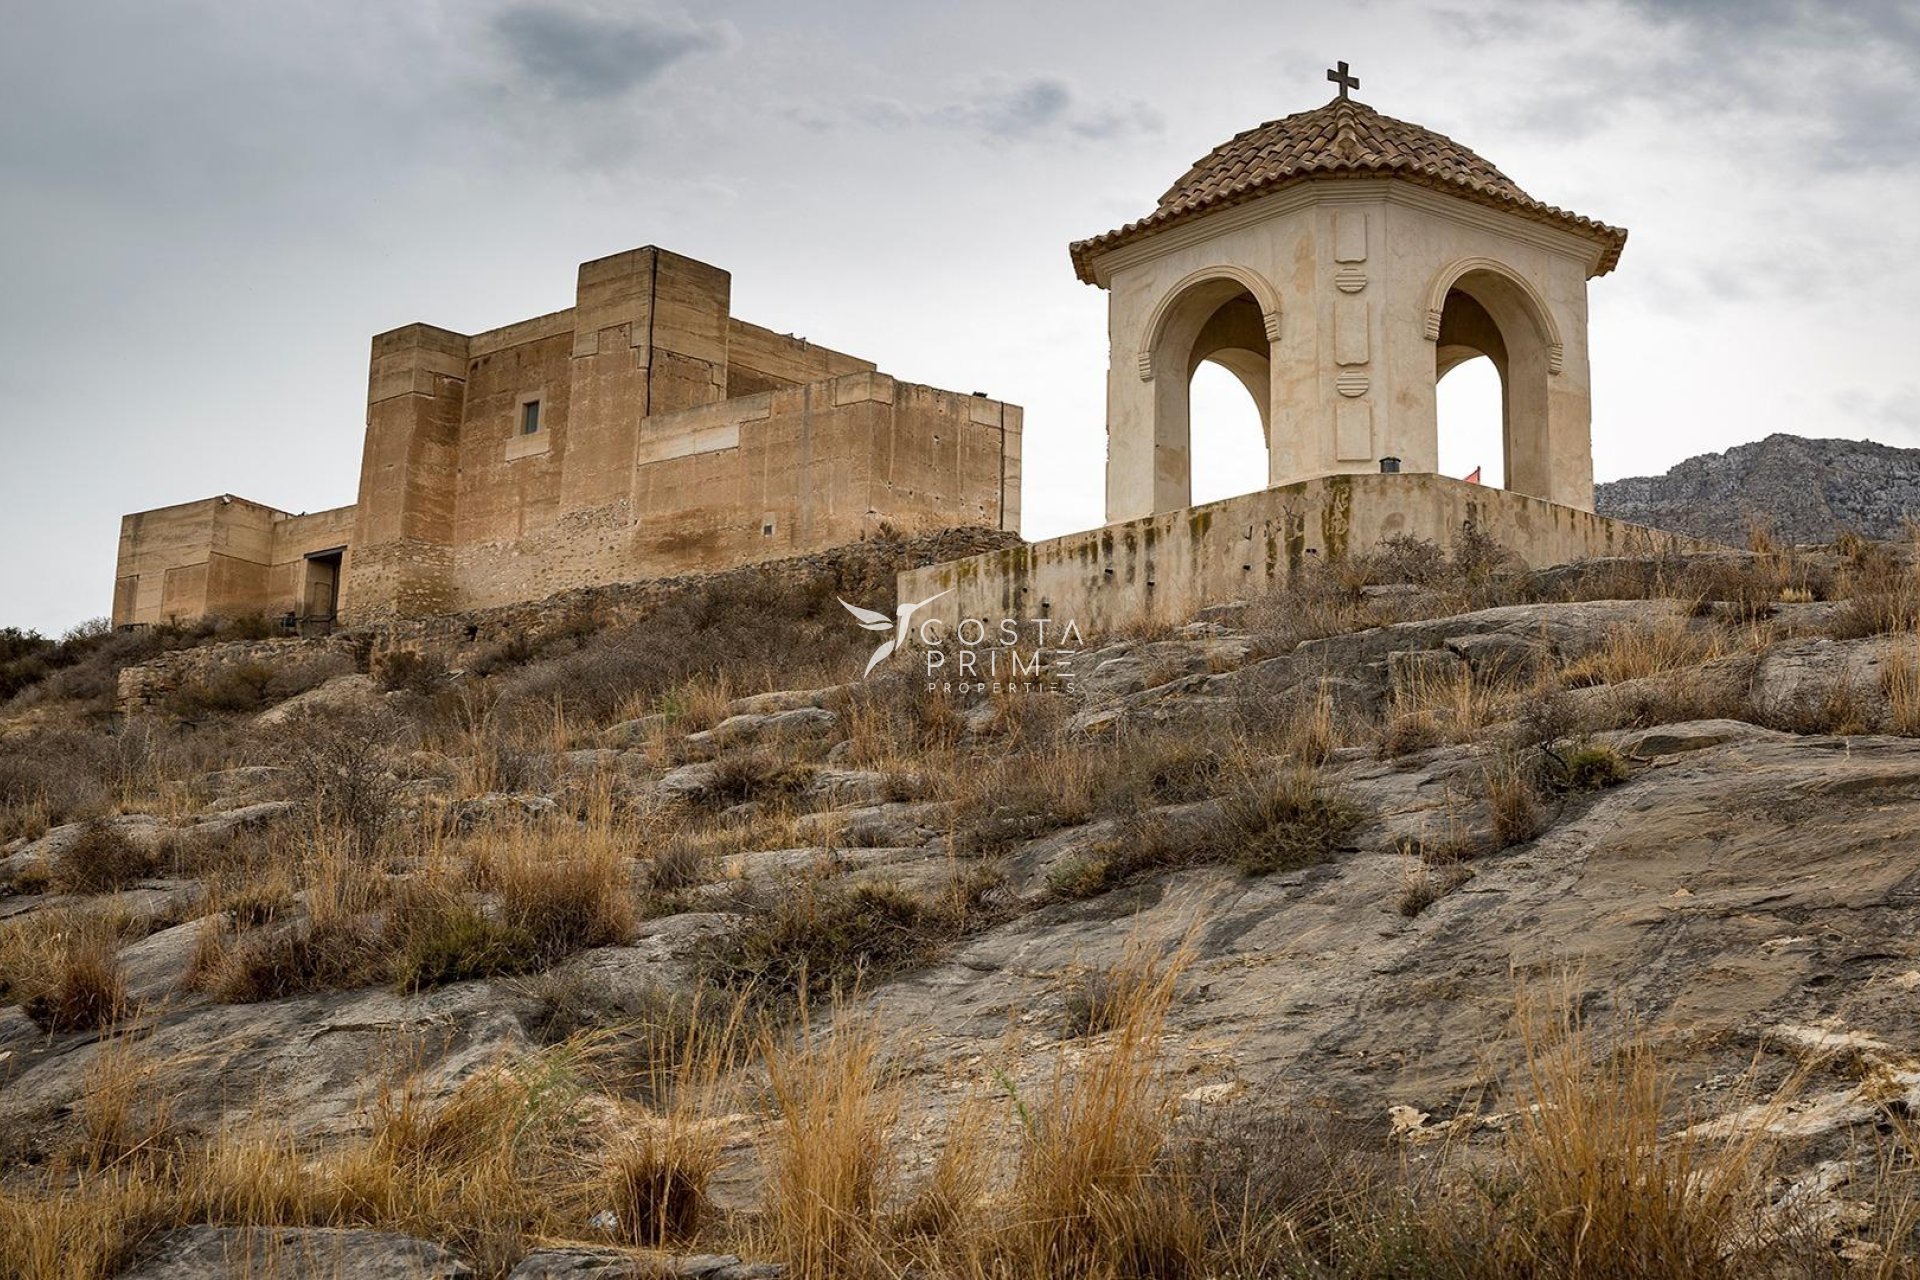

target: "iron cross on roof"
[1327,60,1359,99]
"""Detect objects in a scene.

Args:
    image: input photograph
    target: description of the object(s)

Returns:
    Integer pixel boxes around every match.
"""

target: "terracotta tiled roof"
[1069,96,1627,283]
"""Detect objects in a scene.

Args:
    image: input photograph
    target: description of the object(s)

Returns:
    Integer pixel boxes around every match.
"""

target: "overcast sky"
[3,0,1916,634]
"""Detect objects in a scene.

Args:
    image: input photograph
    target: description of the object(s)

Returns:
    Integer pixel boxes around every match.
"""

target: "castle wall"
[265,506,357,618]
[724,319,874,397]
[452,326,575,551]
[114,497,270,627]
[112,497,357,627]
[112,247,1021,627]
[897,474,1722,637]
[451,372,1019,612]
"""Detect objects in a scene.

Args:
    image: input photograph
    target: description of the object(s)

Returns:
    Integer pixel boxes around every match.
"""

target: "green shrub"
[1049,813,1204,900]
[52,820,161,893]
[392,898,538,992]
[703,750,813,809]
[1222,771,1363,875]
[704,869,1002,1005]
[373,647,444,695]
[1552,741,1629,791]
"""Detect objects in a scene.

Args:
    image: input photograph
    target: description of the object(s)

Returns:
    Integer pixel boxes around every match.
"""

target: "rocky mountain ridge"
[1597,432,1920,545]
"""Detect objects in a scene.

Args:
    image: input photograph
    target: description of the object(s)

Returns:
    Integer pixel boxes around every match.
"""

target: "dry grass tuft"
[1484,750,1550,849]
[763,1009,898,1280]
[645,831,709,894]
[1469,999,1779,1279]
[1390,663,1517,748]
[595,990,747,1247]
[1887,640,1920,736]
[1562,616,1727,688]
[707,868,1003,1006]
[894,1095,995,1245]
[950,742,1098,856]
[999,941,1206,1279]
[1062,952,1171,1039]
[16,913,128,1033]
[1050,766,1361,899]
[1273,682,1343,765]
[1832,543,1920,639]
[51,820,162,894]
[1547,739,1631,792]
[1219,766,1363,876]
[74,1034,183,1176]
[1397,859,1474,918]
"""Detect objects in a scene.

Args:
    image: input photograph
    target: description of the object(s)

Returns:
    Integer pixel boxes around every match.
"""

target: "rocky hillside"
[4,535,1920,1277]
[1597,432,1920,545]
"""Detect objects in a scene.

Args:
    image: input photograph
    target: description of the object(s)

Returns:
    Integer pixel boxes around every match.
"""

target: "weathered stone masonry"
[113,247,1021,628]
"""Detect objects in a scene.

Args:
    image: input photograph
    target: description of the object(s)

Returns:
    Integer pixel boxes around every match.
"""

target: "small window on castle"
[520,399,542,435]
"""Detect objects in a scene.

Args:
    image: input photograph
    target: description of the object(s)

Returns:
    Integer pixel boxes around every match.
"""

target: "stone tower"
[1070,78,1627,522]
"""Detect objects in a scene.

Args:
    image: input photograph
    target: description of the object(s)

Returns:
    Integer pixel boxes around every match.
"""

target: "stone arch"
[1135,268,1280,512]
[1422,256,1563,373]
[1136,264,1282,382]
[1423,257,1563,500]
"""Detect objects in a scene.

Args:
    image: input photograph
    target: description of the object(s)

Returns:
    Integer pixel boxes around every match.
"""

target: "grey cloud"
[855,76,1161,141]
[1835,386,1920,445]
[492,4,735,100]
[1502,0,1920,174]
[1063,99,1167,141]
[939,77,1073,135]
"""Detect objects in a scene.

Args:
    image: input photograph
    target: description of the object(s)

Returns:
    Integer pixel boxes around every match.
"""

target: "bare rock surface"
[860,732,1920,1135]
[253,673,384,728]
[791,800,949,846]
[0,980,536,1147]
[507,1250,782,1279]
[726,687,844,716]
[117,1226,472,1279]
[684,707,838,752]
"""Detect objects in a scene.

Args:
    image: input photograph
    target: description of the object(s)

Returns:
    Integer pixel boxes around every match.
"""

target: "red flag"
[1463,466,1482,485]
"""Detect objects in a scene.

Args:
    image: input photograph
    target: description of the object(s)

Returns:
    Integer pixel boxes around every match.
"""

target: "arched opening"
[1145,276,1274,512]
[1430,266,1557,500]
[1189,360,1269,505]
[1435,307,1505,488]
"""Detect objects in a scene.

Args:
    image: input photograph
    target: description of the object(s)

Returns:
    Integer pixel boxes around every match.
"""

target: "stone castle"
[112,248,1020,628]
[115,71,1710,636]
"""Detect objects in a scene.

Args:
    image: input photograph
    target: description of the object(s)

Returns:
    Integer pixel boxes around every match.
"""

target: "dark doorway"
[301,549,344,635]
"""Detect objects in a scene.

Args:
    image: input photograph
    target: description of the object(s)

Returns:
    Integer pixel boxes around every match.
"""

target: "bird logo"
[839,590,952,678]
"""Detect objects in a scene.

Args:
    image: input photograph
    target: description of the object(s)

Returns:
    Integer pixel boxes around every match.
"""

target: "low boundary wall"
[897,473,1724,633]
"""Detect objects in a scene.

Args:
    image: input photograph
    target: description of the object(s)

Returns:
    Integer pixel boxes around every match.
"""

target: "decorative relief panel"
[1334,298,1369,366]
[1333,211,1367,263]
[1334,267,1367,294]
[1334,400,1372,461]
[1335,371,1369,398]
